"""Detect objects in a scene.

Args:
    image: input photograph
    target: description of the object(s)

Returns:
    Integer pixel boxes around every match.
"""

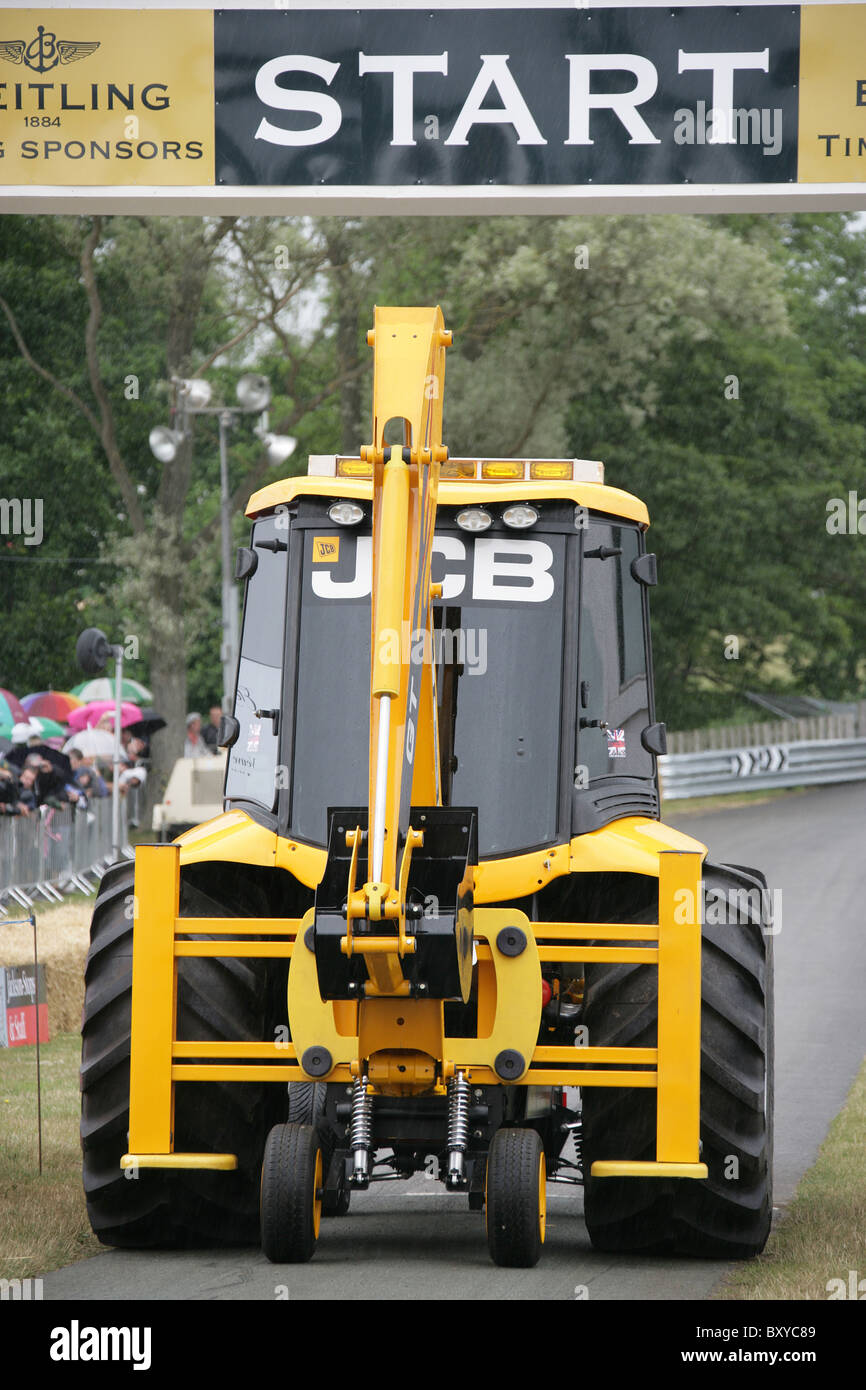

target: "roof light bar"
[336,458,373,478]
[309,456,605,483]
[481,460,524,480]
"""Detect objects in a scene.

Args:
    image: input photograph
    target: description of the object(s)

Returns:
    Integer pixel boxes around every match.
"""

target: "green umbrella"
[31,716,67,738]
[0,715,66,741]
[71,677,153,704]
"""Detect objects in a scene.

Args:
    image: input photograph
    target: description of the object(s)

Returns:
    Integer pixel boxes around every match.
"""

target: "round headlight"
[456,507,493,533]
[328,501,365,526]
[502,504,538,529]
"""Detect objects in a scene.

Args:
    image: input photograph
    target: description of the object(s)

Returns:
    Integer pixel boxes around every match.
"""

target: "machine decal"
[312,536,339,562]
[607,728,627,758]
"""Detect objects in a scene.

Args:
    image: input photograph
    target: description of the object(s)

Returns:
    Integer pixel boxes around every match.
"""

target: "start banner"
[0,3,865,207]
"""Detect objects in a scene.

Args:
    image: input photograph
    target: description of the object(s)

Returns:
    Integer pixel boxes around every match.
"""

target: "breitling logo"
[0,25,99,75]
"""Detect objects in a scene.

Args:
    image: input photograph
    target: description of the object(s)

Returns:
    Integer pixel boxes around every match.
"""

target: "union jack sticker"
[607,728,626,758]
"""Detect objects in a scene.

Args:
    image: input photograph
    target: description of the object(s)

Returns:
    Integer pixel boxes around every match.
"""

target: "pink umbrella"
[67,700,143,732]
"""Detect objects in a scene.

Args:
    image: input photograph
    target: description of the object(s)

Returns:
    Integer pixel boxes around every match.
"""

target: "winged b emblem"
[0,26,99,74]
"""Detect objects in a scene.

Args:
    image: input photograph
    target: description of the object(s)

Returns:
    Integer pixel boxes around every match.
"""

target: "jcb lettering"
[312,535,555,603]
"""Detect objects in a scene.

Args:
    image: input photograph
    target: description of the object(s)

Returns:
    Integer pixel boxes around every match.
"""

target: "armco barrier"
[659,737,866,800]
[2,740,863,895]
[0,799,131,914]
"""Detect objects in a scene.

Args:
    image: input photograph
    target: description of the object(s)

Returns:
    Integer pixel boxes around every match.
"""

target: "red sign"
[1,964,49,1047]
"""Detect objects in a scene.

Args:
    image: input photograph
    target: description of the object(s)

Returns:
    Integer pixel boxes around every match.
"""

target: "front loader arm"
[344,306,452,994]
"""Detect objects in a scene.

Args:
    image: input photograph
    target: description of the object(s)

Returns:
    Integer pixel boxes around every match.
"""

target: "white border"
[0,1,856,8]
[0,1,859,9]
[3,183,866,214]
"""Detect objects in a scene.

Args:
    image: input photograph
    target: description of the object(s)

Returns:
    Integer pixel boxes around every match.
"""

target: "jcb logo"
[312,536,339,562]
[312,536,555,603]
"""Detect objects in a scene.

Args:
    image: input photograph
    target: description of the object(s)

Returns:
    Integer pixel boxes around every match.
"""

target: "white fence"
[0,799,130,914]
[666,711,865,754]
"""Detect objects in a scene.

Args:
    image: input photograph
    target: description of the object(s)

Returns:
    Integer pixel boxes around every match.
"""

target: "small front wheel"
[260,1123,323,1263]
[486,1128,546,1268]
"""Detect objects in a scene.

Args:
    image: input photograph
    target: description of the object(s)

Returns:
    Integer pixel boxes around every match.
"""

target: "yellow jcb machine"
[81,308,773,1267]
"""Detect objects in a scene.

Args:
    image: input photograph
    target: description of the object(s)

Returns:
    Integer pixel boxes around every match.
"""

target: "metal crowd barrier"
[2,736,864,905]
[0,798,132,915]
[659,736,866,800]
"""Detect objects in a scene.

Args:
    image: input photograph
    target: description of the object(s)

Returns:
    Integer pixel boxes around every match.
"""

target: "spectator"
[24,753,79,810]
[71,767,97,806]
[68,747,108,798]
[16,765,40,812]
[201,705,223,753]
[184,712,209,758]
[6,721,43,768]
[0,762,28,816]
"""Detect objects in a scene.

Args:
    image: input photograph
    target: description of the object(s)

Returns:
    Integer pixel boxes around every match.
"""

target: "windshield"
[578,522,653,780]
[286,515,567,857]
[433,527,566,855]
[225,513,288,812]
[289,528,371,843]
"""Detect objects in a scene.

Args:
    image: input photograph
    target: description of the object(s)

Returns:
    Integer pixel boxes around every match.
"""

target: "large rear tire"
[80,861,284,1248]
[581,862,773,1258]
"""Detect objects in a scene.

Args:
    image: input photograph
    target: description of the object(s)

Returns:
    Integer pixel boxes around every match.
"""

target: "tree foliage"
[2,210,865,747]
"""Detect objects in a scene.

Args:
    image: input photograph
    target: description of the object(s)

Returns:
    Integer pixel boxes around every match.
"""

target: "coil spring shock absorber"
[350,1074,372,1186]
[446,1071,471,1186]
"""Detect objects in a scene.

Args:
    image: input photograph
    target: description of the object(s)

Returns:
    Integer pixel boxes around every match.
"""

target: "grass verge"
[663,787,807,816]
[0,1031,102,1280]
[0,896,93,1034]
[717,1059,866,1300]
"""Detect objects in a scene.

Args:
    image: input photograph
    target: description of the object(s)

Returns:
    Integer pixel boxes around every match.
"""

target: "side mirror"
[217,714,240,749]
[631,553,658,586]
[633,550,661,583]
[235,546,258,581]
[641,722,667,756]
[76,627,112,676]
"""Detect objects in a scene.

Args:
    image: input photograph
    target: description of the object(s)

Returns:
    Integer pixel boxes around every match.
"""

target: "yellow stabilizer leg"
[121,1153,238,1171]
[591,1161,708,1179]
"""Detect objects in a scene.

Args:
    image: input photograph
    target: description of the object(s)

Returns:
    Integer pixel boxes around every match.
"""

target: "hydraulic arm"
[311,306,476,1009]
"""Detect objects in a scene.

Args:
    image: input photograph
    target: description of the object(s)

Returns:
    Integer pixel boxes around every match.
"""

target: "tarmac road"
[40,782,866,1301]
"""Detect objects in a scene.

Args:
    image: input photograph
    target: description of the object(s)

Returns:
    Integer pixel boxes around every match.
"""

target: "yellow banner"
[0,9,213,184]
[799,4,866,182]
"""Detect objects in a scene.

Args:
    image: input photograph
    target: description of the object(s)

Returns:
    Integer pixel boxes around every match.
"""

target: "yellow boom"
[348,306,452,994]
